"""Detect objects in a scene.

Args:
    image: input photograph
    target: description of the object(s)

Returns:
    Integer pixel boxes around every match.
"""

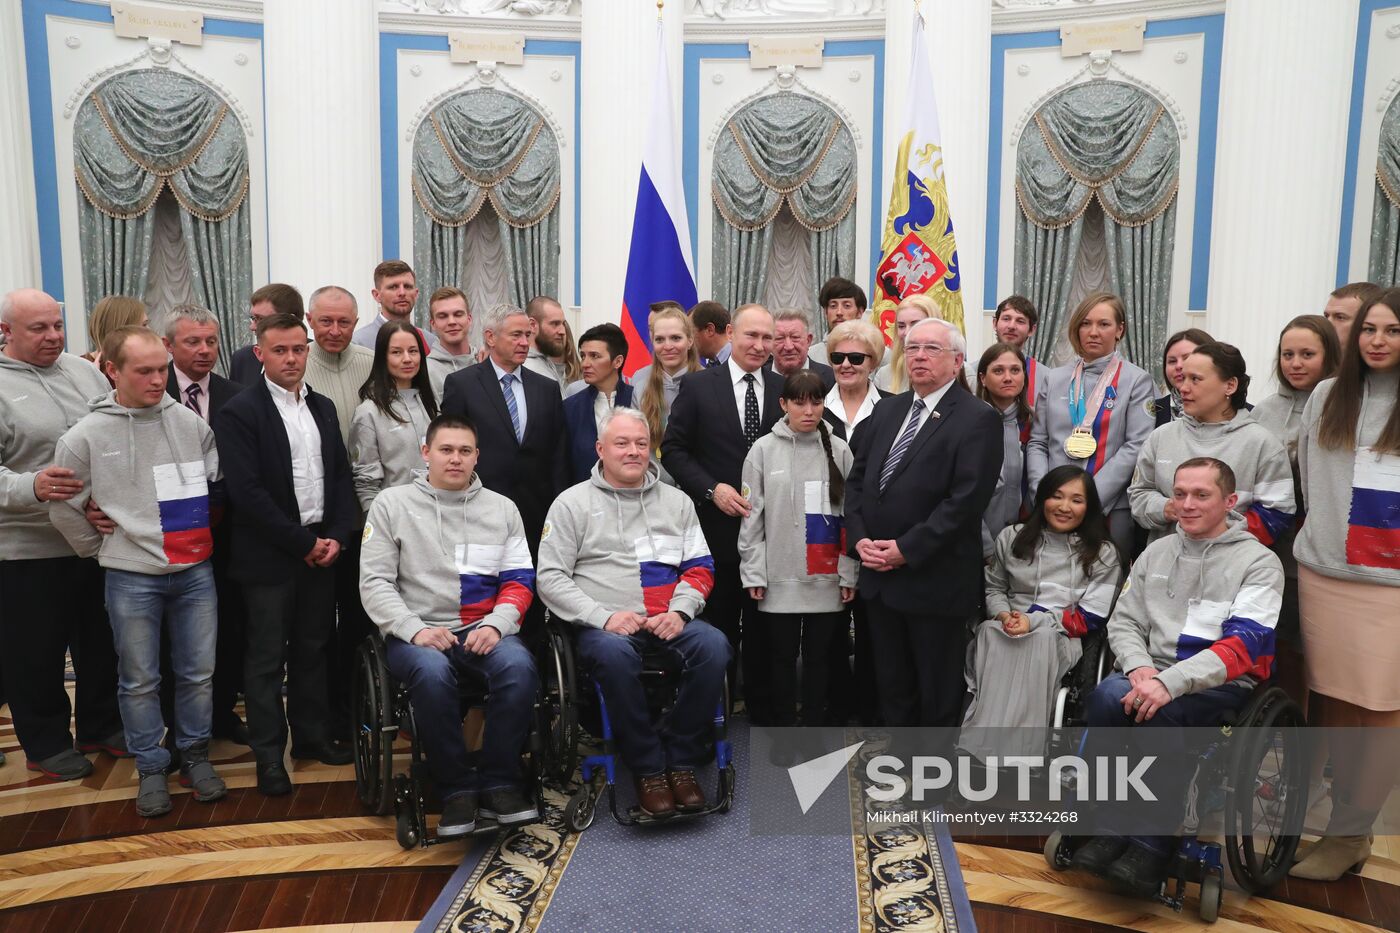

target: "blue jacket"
[563,381,636,486]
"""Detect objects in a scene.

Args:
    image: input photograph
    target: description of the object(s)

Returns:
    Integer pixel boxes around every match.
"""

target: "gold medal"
[1064,428,1098,460]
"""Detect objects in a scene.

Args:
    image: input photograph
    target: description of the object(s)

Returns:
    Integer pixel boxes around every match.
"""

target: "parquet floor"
[2,697,1397,932]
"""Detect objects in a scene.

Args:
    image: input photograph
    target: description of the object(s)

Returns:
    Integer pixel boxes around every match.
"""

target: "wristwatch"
[704,487,716,501]
[675,610,692,623]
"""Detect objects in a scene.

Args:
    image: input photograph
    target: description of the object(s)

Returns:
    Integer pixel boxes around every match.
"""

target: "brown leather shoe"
[635,773,676,817]
[667,769,706,812]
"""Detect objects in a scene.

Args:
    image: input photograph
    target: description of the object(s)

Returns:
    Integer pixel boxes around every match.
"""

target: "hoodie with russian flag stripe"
[1128,409,1295,547]
[1107,514,1283,701]
[360,471,534,644]
[537,462,713,628]
[1295,369,1400,585]
[737,418,857,613]
[50,392,220,574]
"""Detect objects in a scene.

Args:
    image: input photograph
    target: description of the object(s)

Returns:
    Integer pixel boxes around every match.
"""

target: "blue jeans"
[575,620,731,776]
[104,564,217,774]
[1085,671,1249,854]
[383,632,538,800]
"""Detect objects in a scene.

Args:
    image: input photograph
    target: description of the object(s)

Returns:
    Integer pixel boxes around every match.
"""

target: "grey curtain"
[1014,81,1180,366]
[711,93,857,332]
[1371,94,1400,286]
[74,69,252,363]
[412,88,561,313]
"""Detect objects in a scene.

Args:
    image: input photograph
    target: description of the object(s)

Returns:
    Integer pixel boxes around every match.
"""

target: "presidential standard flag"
[619,23,698,378]
[872,9,964,343]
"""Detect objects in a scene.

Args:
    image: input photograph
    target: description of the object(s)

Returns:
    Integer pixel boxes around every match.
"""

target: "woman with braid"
[738,371,857,733]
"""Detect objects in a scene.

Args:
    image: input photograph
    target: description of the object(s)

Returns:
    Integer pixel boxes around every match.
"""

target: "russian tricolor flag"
[1346,449,1400,570]
[456,541,535,626]
[619,23,697,379]
[153,462,212,565]
[804,481,844,575]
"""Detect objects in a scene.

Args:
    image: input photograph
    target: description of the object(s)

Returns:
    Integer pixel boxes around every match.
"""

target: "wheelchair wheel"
[716,764,736,814]
[1224,686,1307,893]
[352,638,395,815]
[565,786,596,832]
[539,618,580,780]
[1044,831,1068,871]
[395,806,420,849]
[1199,873,1222,923]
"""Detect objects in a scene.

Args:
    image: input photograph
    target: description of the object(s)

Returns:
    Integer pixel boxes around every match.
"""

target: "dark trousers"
[759,609,843,727]
[1085,672,1249,853]
[329,534,374,740]
[708,561,770,723]
[865,596,968,727]
[383,633,538,800]
[242,562,336,762]
[574,621,730,776]
[0,556,122,760]
[826,601,880,725]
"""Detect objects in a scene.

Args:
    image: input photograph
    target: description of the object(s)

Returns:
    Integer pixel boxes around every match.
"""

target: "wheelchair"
[1043,682,1308,923]
[350,616,578,849]
[562,632,736,831]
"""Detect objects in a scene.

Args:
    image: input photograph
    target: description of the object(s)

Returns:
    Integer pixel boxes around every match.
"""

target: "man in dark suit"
[768,307,835,391]
[440,303,568,553]
[563,323,635,485]
[161,306,246,744]
[227,283,305,386]
[661,303,783,722]
[846,317,1002,728]
[213,313,357,795]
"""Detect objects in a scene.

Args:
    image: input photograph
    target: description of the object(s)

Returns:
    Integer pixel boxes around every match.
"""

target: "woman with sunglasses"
[822,320,890,444]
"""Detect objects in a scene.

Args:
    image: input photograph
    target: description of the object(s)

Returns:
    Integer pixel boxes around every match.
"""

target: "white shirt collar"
[913,378,955,413]
[823,378,879,427]
[264,375,305,404]
[490,358,520,382]
[172,366,211,398]
[727,356,761,387]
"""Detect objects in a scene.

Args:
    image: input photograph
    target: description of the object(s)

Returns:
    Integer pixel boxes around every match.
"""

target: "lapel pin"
[931,411,941,419]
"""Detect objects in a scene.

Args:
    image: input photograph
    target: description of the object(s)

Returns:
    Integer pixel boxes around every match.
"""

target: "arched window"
[412,87,560,341]
[711,92,857,336]
[74,69,252,363]
[1014,80,1180,366]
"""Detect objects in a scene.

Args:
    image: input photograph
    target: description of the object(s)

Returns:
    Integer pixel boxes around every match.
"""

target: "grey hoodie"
[1253,385,1313,578]
[737,419,857,613]
[1295,370,1400,586]
[1108,514,1283,700]
[985,524,1121,637]
[427,352,476,397]
[982,403,1027,558]
[359,471,534,644]
[537,462,714,628]
[1128,409,1295,546]
[349,389,433,510]
[0,351,109,559]
[50,393,220,574]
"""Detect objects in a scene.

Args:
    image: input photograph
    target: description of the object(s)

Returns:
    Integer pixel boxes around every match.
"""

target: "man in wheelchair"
[1073,457,1284,897]
[359,414,541,837]
[537,408,730,819]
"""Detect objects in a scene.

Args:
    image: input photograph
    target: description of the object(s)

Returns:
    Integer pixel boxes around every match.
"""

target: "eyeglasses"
[904,343,948,357]
[829,351,869,366]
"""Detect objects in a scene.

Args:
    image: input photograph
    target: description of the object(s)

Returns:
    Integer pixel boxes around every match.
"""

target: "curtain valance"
[74,70,248,223]
[1370,94,1400,285]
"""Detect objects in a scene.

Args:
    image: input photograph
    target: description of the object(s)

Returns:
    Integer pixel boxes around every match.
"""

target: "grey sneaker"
[136,770,173,818]
[480,786,538,826]
[26,748,94,782]
[178,742,227,803]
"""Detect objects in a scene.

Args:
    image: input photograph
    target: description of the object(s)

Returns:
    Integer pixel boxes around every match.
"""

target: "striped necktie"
[879,397,926,492]
[501,373,523,442]
[184,383,202,418]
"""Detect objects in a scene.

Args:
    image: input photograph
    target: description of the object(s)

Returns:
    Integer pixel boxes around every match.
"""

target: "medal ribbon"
[1068,355,1123,434]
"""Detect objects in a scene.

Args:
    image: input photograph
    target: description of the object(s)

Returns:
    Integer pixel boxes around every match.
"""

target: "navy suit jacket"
[764,358,836,394]
[166,363,242,419]
[440,360,568,548]
[212,379,356,583]
[660,363,785,562]
[563,381,636,485]
[226,344,262,387]
[844,382,1003,615]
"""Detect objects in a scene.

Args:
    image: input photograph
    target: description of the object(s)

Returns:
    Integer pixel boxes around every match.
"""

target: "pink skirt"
[1298,565,1400,710]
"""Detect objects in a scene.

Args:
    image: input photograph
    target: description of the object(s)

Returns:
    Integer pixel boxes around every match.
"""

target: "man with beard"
[522,296,570,395]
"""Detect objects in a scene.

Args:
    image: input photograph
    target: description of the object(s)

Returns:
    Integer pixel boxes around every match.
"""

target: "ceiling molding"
[685,15,883,42]
[71,0,266,23]
[991,0,1224,34]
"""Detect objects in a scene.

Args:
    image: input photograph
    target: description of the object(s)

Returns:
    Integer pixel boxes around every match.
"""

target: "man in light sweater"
[0,288,123,782]
[522,295,570,394]
[360,414,539,835]
[51,326,227,818]
[1071,457,1283,898]
[538,408,727,818]
[426,287,482,396]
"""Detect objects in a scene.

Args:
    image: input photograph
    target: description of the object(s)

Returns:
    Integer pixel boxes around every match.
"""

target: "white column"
[1205,0,1358,382]
[264,0,383,322]
[882,0,991,353]
[578,0,684,331]
[0,0,42,294]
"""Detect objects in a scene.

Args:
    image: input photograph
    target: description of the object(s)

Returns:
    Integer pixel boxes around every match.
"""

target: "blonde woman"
[875,293,939,393]
[635,307,702,485]
[822,319,888,441]
[82,296,149,377]
[561,318,583,385]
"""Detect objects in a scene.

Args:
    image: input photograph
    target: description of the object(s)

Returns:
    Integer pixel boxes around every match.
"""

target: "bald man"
[0,289,123,781]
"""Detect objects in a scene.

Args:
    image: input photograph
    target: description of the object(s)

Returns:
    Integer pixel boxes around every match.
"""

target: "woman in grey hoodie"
[350,321,438,510]
[976,342,1030,558]
[738,371,857,728]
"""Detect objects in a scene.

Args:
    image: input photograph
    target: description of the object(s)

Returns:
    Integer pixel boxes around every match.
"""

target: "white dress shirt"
[491,358,529,438]
[172,367,212,423]
[592,386,617,434]
[727,357,764,427]
[824,378,880,435]
[892,378,956,446]
[265,377,325,525]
